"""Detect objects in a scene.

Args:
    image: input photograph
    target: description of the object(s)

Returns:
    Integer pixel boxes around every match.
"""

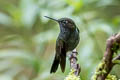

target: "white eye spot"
[65,21,68,23]
[62,20,68,26]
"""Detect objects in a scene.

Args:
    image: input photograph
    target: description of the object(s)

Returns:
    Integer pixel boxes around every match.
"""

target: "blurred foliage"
[0,0,120,80]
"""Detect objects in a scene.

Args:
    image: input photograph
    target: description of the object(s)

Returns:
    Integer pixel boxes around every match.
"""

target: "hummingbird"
[44,16,80,73]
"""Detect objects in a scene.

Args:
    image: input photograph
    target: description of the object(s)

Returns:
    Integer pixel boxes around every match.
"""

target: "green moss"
[96,61,106,74]
[64,69,80,80]
[112,60,120,64]
[91,61,119,80]
[105,74,117,80]
[91,61,107,80]
[112,42,120,53]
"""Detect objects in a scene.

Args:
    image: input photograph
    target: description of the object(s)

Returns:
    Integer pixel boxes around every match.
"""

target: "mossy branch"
[92,33,120,80]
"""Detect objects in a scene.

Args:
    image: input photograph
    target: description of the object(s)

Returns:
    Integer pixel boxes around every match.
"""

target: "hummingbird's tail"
[50,54,66,73]
[60,52,66,73]
[50,56,60,73]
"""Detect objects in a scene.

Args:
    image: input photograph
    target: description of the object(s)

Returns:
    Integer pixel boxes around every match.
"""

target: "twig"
[112,54,120,64]
[69,49,81,76]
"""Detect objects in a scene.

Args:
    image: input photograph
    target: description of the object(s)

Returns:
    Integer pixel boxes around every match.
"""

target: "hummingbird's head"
[57,18,76,29]
[44,16,76,29]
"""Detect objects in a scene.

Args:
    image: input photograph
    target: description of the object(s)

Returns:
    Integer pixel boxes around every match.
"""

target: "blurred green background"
[0,0,120,80]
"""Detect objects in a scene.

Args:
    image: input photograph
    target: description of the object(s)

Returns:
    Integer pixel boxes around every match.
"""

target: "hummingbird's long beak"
[44,16,58,22]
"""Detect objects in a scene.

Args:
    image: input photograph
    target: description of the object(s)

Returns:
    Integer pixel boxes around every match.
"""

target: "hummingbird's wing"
[56,39,66,73]
[50,38,66,73]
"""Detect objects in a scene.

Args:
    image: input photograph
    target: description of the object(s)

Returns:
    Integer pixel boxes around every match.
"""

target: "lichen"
[64,69,80,80]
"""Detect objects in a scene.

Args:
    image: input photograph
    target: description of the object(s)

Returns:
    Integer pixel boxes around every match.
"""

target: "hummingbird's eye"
[65,20,68,23]
[63,20,68,24]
